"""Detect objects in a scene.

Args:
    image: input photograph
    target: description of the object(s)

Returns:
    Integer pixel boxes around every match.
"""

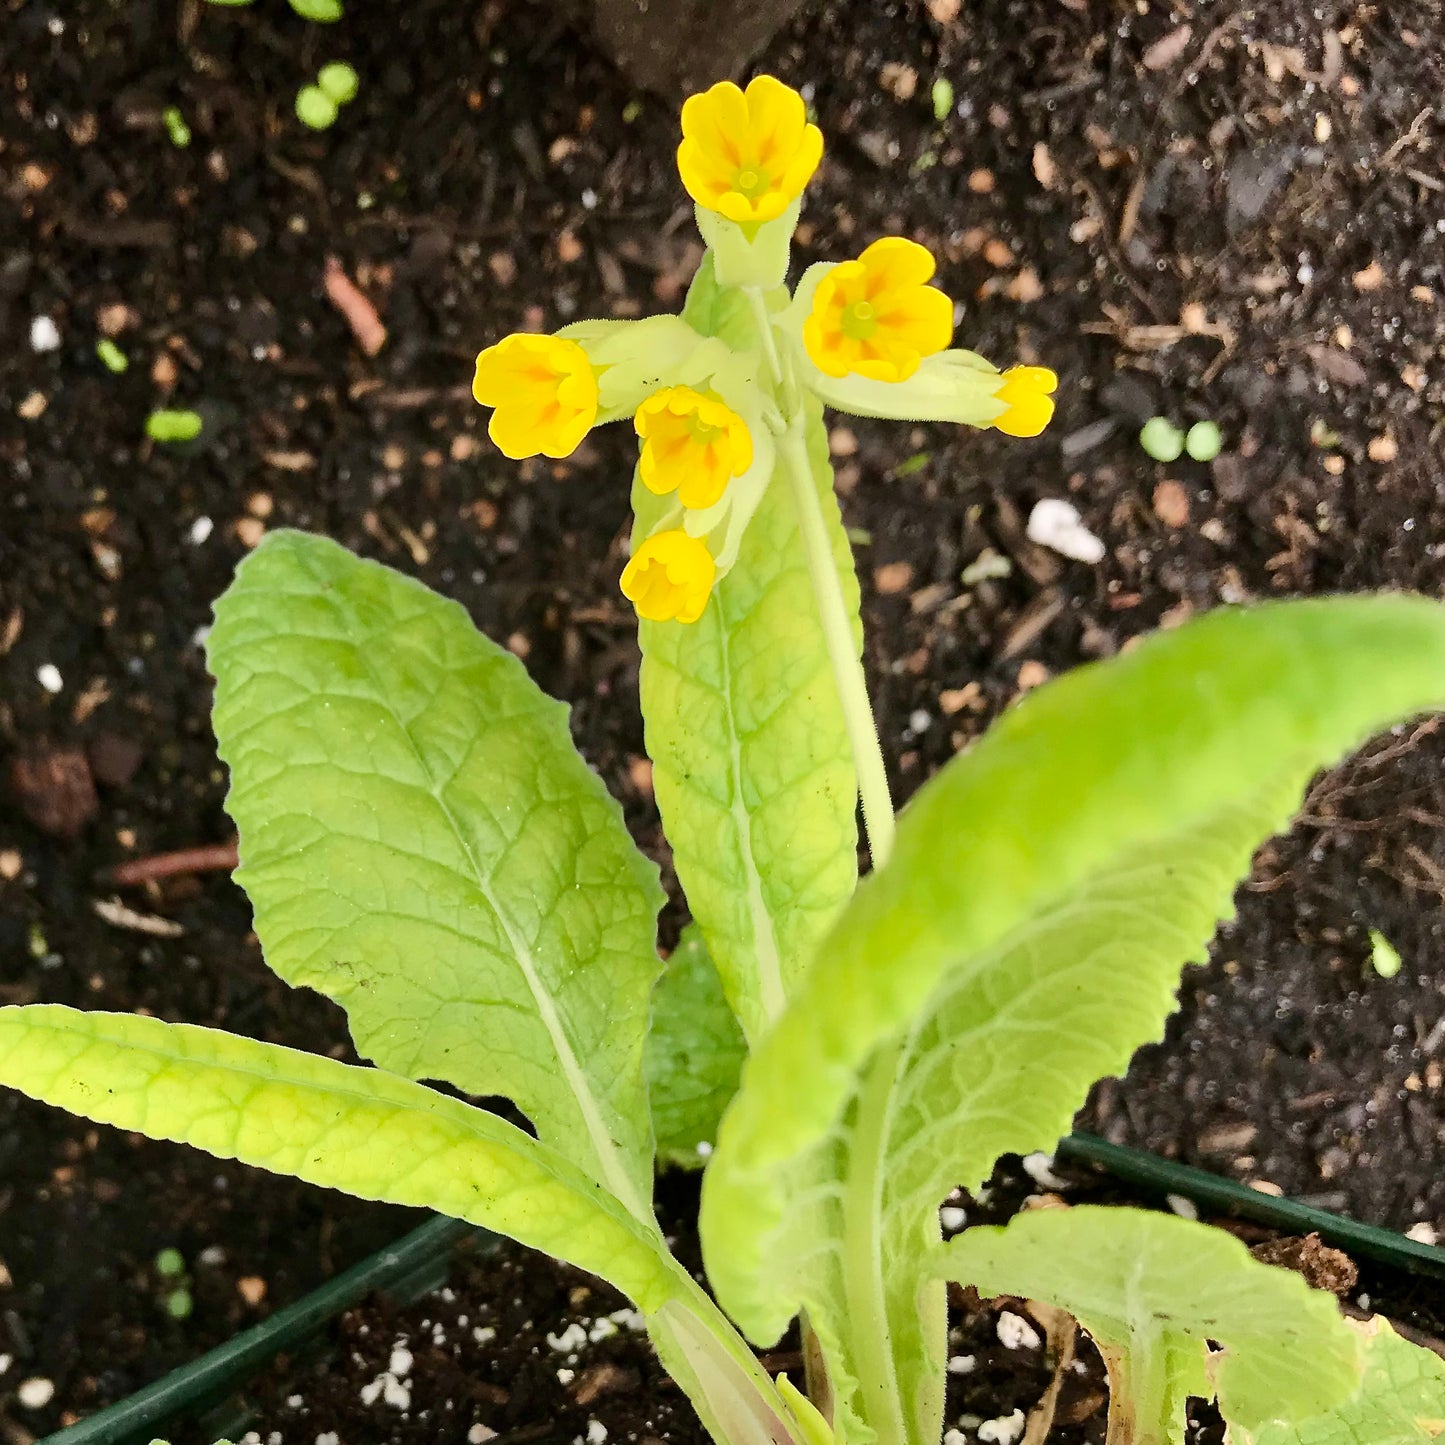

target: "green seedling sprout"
[295,85,339,130]
[165,1288,194,1319]
[96,339,129,373]
[931,77,954,122]
[1369,929,1403,979]
[162,106,192,148]
[155,1247,186,1278]
[1185,420,1223,462]
[1139,415,1186,462]
[317,62,359,106]
[146,409,204,443]
[288,0,343,19]
[1,72,1442,1445]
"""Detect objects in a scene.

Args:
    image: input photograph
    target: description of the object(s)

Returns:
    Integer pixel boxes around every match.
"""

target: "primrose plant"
[4,77,1445,1445]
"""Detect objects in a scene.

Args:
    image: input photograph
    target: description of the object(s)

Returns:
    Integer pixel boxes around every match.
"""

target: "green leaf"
[701,595,1445,1444]
[636,402,860,1046]
[681,251,760,358]
[937,1206,1363,1444]
[645,926,747,1168]
[0,1006,680,1308]
[208,531,664,1218]
[288,0,343,20]
[1241,1317,1445,1445]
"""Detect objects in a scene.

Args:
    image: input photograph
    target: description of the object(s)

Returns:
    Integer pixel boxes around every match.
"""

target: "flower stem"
[778,416,896,870]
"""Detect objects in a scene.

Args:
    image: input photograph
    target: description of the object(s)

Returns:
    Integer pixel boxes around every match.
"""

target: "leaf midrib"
[712,583,788,1037]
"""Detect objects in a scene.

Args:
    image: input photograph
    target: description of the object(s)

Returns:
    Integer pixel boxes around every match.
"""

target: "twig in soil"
[93,897,185,937]
[323,256,388,356]
[108,841,239,886]
[1021,1302,1079,1445]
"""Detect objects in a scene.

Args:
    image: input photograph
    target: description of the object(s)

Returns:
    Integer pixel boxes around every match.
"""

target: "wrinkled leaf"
[645,927,747,1168]
[0,1006,680,1307]
[1240,1316,1445,1445]
[939,1206,1362,1444]
[636,399,860,1047]
[208,531,663,1216]
[701,595,1445,1444]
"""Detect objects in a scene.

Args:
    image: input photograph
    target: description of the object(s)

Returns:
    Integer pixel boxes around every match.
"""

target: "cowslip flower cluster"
[472,74,1056,625]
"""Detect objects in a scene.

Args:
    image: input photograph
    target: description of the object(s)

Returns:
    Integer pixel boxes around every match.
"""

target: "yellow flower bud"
[678,75,823,226]
[991,366,1058,437]
[802,237,954,383]
[471,333,598,459]
[635,387,754,511]
[621,530,716,625]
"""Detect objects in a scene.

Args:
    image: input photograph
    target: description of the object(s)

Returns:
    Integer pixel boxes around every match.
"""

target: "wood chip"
[1367,434,1397,463]
[1143,24,1193,71]
[874,561,914,595]
[1031,142,1057,190]
[1352,260,1385,293]
[92,897,184,938]
[323,255,387,356]
[927,0,961,20]
[1152,480,1190,528]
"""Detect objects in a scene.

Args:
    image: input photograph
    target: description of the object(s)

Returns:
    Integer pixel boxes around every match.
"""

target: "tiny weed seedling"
[296,63,358,130]
[4,77,1444,1445]
[1139,414,1186,462]
[1185,418,1224,461]
[145,409,203,443]
[96,339,129,373]
[162,105,192,147]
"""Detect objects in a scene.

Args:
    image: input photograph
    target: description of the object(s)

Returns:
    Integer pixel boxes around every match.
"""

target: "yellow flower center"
[733,166,770,200]
[841,300,877,341]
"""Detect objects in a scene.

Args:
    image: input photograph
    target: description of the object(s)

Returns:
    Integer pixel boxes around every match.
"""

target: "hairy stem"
[778,416,897,870]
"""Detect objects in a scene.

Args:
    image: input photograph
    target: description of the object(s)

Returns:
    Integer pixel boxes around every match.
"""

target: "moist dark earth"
[2,0,1444,1437]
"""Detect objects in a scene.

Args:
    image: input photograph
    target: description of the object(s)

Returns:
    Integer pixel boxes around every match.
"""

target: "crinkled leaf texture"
[701,595,1445,1445]
[0,1007,678,1307]
[208,531,663,1217]
[938,1205,1363,1445]
[645,926,746,1168]
[1239,1317,1445,1445]
[636,379,861,1045]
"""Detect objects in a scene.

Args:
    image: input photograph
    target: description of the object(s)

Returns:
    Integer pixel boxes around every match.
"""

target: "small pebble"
[939,1205,966,1231]
[908,709,932,734]
[978,1408,1026,1445]
[586,1420,608,1445]
[1025,498,1106,564]
[468,1427,499,1445]
[996,1310,1042,1351]
[17,1377,55,1410]
[1166,1193,1199,1221]
[237,1275,268,1306]
[1021,1152,1068,1190]
[30,316,61,353]
[943,1432,967,1445]
[189,516,214,545]
[36,664,63,694]
[946,1354,976,1374]
[388,1344,413,1377]
[1405,1222,1438,1246]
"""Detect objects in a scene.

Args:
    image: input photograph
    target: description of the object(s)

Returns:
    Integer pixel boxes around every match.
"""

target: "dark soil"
[2,0,1443,1436]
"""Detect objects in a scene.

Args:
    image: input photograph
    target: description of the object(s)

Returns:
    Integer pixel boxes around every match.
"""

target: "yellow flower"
[621,530,716,624]
[678,75,824,225]
[990,366,1058,437]
[472,333,598,459]
[802,237,954,383]
[635,387,754,510]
